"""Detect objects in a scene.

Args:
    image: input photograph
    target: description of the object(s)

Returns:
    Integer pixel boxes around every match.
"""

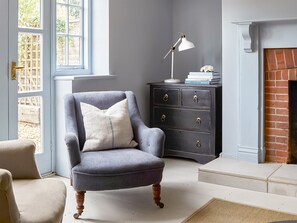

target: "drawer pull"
[161,114,166,122]
[196,140,201,148]
[193,95,199,103]
[163,94,169,102]
[196,117,201,125]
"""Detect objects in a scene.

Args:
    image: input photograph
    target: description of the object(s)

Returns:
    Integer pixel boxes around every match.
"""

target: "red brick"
[293,48,297,67]
[275,70,282,80]
[276,122,289,129]
[284,49,294,69]
[276,109,288,115]
[266,143,287,150]
[265,100,288,109]
[265,136,276,143]
[289,69,297,80]
[265,94,276,101]
[268,71,276,80]
[265,149,276,156]
[276,150,288,157]
[265,87,288,95]
[275,94,288,101]
[265,155,277,163]
[275,49,286,70]
[276,137,288,144]
[265,80,276,87]
[265,108,276,115]
[276,80,288,87]
[265,49,277,71]
[265,128,288,137]
[277,156,288,163]
[282,70,288,80]
[265,121,276,128]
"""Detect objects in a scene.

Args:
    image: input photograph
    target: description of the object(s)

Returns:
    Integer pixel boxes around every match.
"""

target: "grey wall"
[74,0,172,123]
[172,0,222,80]
[74,0,223,124]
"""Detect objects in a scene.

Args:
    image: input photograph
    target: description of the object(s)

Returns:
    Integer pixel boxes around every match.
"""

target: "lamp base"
[164,78,181,84]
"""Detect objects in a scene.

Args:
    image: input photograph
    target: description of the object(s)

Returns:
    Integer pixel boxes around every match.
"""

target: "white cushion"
[80,99,138,152]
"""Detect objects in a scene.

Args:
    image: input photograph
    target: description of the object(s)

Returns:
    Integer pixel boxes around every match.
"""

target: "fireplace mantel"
[230,19,297,163]
[233,17,297,53]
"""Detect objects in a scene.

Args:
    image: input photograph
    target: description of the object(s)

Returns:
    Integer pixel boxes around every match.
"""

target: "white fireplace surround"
[230,18,297,163]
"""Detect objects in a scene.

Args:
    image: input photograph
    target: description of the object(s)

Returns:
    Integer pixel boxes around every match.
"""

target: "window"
[54,0,90,73]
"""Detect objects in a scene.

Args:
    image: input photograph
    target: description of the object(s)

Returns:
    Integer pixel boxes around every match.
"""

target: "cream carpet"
[183,198,297,223]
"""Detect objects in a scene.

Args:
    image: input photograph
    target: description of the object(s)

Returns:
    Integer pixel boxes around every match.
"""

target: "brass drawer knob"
[196,140,201,148]
[163,94,169,102]
[196,117,201,125]
[193,95,198,103]
[161,114,166,122]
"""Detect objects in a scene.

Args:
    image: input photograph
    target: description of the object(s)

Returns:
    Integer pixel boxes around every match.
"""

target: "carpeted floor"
[183,199,297,223]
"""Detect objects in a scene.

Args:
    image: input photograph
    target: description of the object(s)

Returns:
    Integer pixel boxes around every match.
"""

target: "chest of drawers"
[149,82,222,164]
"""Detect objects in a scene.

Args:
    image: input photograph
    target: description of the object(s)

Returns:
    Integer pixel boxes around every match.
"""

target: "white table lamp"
[163,33,195,83]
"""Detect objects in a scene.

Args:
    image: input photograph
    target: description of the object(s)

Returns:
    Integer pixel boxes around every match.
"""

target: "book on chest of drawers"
[148,82,222,164]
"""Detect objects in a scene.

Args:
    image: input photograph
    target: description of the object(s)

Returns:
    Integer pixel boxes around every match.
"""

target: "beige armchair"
[0,139,66,223]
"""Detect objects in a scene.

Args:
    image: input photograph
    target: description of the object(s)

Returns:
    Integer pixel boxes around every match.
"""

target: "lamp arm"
[162,36,182,61]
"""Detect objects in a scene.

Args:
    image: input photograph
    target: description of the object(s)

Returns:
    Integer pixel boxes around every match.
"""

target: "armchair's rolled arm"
[0,139,40,179]
[134,123,165,158]
[65,132,81,168]
[0,169,20,223]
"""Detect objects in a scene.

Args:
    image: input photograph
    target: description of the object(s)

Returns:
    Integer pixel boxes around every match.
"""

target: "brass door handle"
[11,61,24,80]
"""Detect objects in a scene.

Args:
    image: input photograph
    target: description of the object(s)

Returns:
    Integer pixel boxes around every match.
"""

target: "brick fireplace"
[264,48,297,163]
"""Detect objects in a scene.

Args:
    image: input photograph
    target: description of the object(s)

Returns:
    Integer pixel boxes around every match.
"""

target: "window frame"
[52,0,92,75]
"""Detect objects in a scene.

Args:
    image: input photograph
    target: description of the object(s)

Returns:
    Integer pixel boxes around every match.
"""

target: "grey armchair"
[64,91,165,219]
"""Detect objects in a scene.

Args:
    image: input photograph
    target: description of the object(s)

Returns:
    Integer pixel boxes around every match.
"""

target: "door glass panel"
[18,33,41,92]
[18,96,42,152]
[18,0,41,28]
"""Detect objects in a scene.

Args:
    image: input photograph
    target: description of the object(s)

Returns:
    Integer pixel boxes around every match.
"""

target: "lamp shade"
[178,37,195,52]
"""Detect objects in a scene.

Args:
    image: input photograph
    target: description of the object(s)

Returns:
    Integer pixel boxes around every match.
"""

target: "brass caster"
[157,202,164,208]
[73,213,81,219]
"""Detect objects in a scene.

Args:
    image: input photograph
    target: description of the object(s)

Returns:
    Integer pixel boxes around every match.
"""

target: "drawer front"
[164,129,211,154]
[153,88,179,106]
[153,107,211,131]
[181,89,211,108]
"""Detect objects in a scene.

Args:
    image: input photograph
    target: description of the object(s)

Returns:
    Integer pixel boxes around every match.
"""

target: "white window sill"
[54,74,116,81]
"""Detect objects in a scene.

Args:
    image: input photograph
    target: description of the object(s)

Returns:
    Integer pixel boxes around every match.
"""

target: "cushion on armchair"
[80,98,138,152]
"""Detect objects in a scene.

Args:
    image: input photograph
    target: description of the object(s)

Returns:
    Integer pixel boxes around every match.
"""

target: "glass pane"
[69,37,81,65]
[70,0,81,6]
[18,96,42,153]
[57,0,67,3]
[56,4,67,34]
[18,33,41,92]
[56,36,66,66]
[69,6,81,35]
[18,0,41,28]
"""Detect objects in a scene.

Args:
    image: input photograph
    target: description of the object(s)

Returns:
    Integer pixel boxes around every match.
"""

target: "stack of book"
[185,72,221,85]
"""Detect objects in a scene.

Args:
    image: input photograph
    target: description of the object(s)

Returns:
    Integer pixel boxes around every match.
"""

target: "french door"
[6,0,52,174]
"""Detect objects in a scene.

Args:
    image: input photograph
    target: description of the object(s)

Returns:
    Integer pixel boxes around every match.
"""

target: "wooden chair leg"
[73,191,86,219]
[152,184,164,208]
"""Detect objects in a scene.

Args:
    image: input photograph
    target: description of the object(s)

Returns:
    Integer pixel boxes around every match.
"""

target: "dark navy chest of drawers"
[149,82,222,164]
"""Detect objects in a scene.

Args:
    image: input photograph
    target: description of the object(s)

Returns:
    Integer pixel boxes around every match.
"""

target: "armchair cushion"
[80,98,137,152]
[71,148,164,191]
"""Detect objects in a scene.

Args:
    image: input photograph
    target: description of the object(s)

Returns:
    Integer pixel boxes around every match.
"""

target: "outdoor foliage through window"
[56,0,83,68]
